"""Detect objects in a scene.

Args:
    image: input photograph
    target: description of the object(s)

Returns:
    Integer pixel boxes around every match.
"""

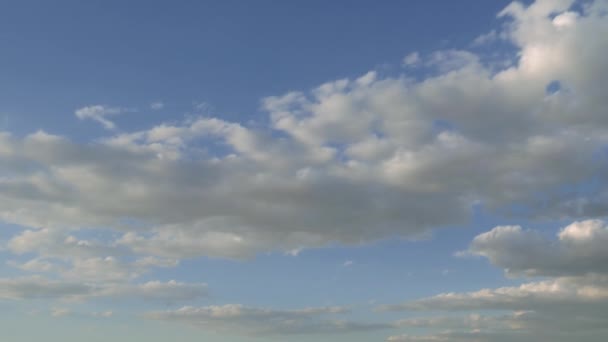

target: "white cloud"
[150,101,164,110]
[379,275,608,313]
[402,52,421,67]
[426,49,480,72]
[49,308,114,319]
[133,256,178,268]
[7,258,58,273]
[61,256,137,283]
[382,276,608,341]
[386,311,608,342]
[8,228,123,261]
[0,276,207,302]
[472,30,499,46]
[1,2,608,340]
[101,280,208,301]
[91,310,113,318]
[51,307,71,317]
[74,105,131,130]
[0,0,606,263]
[2,4,608,337]
[145,304,389,335]
[381,220,608,340]
[466,220,608,277]
[0,276,93,300]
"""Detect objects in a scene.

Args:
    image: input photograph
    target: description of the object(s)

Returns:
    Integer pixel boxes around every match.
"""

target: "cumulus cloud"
[381,219,608,340]
[145,304,389,335]
[2,2,608,338]
[466,219,608,277]
[379,220,608,340]
[5,228,179,283]
[382,276,608,341]
[8,228,124,261]
[0,0,607,264]
[74,105,131,130]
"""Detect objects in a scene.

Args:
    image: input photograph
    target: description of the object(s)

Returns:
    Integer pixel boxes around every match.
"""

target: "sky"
[1,0,608,341]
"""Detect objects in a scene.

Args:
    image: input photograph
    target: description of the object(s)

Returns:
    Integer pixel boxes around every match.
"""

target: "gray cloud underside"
[381,218,608,341]
[1,0,608,262]
[381,221,608,341]
[2,0,608,339]
[466,220,608,277]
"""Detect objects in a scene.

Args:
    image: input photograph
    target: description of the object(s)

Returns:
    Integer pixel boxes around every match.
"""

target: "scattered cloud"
[51,307,71,317]
[2,2,608,339]
[379,274,608,313]
[49,308,113,319]
[0,0,606,264]
[472,30,500,46]
[150,101,164,110]
[145,304,389,335]
[402,52,421,67]
[74,105,132,130]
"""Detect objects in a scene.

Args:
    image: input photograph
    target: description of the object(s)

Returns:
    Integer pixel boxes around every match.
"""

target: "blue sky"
[0,0,512,137]
[1,0,608,341]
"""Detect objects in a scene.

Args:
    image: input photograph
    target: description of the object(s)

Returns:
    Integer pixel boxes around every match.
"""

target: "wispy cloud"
[150,101,164,110]
[74,105,133,130]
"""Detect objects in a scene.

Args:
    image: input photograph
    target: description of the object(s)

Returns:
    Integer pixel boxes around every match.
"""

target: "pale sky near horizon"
[2,0,608,341]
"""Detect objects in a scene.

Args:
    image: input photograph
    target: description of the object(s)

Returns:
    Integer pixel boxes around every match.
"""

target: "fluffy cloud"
[382,276,608,341]
[3,0,608,263]
[6,228,177,282]
[2,1,608,338]
[380,219,608,340]
[381,219,608,341]
[466,220,608,277]
[145,304,390,335]
[8,228,124,260]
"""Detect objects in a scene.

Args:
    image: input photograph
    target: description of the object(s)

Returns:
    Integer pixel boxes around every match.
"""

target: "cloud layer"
[2,0,608,263]
[382,221,608,341]
[145,304,390,336]
[1,0,608,340]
